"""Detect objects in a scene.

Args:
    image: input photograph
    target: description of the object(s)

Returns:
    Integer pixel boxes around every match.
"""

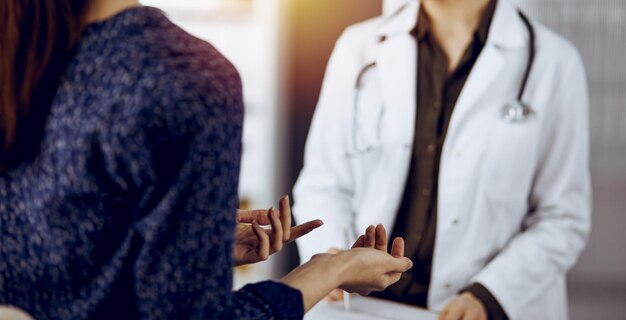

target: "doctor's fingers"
[439,303,465,320]
[390,237,405,258]
[461,309,485,320]
[374,224,387,251]
[278,195,292,241]
[324,288,344,302]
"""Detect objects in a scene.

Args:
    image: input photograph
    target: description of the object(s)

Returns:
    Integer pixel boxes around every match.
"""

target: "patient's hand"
[233,196,323,266]
[324,224,401,301]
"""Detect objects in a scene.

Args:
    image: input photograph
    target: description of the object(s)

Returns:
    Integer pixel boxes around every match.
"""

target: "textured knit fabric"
[0,7,303,320]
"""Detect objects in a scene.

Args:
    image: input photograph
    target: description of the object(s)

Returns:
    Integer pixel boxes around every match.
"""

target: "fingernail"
[406,258,413,269]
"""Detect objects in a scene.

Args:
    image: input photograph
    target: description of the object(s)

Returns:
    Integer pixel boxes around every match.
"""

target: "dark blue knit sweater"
[0,7,303,320]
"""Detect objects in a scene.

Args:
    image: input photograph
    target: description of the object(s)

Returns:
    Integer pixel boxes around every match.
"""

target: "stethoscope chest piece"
[501,100,535,123]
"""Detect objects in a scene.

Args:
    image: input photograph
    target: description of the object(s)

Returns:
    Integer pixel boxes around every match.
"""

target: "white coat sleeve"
[471,48,592,318]
[293,29,363,263]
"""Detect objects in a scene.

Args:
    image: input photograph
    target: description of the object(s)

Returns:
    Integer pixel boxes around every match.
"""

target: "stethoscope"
[349,9,537,156]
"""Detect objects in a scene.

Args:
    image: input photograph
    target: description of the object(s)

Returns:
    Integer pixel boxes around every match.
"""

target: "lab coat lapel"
[444,0,525,151]
[445,47,504,142]
[375,35,417,144]
[375,1,418,145]
[358,1,417,227]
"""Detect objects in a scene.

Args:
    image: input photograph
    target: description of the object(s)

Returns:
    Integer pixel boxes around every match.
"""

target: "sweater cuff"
[461,283,509,320]
[236,280,304,320]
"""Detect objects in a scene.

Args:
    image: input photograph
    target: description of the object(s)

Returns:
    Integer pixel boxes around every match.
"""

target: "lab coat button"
[444,283,452,289]
[452,218,460,225]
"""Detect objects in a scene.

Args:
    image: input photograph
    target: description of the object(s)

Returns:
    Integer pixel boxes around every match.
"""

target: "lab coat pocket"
[352,107,385,154]
[350,68,386,154]
[483,188,529,249]
[347,143,411,218]
[485,115,540,196]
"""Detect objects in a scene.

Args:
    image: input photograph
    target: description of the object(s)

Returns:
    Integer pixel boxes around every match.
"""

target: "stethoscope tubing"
[350,8,536,155]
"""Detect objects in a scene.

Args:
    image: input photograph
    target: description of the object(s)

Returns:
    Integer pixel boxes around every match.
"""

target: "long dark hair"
[0,0,86,168]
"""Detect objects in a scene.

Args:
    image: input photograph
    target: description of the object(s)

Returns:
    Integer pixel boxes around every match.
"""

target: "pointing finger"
[287,219,324,242]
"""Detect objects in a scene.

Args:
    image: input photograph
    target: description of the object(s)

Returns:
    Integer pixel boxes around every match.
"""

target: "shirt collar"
[413,0,498,45]
[377,0,526,49]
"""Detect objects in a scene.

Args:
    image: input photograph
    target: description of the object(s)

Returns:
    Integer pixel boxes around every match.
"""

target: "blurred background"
[141,0,625,319]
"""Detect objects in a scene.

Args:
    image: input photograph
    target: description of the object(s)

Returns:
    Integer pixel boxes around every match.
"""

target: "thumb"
[390,237,405,258]
[388,256,413,273]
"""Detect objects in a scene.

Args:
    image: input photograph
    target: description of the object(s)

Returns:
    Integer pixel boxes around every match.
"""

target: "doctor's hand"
[233,196,323,266]
[439,292,487,320]
[325,224,400,301]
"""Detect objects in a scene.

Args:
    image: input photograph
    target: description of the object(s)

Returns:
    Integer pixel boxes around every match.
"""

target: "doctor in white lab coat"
[293,0,591,319]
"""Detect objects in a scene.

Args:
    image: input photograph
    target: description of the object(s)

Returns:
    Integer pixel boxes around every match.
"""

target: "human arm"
[104,57,411,319]
[99,60,308,318]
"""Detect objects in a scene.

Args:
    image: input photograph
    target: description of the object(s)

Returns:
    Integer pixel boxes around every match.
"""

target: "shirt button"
[426,144,436,153]
[421,189,431,197]
[433,100,441,110]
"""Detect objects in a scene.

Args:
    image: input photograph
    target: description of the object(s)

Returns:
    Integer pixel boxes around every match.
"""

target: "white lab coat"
[293,1,591,319]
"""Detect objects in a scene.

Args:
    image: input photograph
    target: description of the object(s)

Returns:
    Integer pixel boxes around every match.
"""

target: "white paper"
[306,295,439,320]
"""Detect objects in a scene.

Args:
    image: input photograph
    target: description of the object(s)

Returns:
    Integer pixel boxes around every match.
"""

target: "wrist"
[311,251,352,287]
[334,251,354,286]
